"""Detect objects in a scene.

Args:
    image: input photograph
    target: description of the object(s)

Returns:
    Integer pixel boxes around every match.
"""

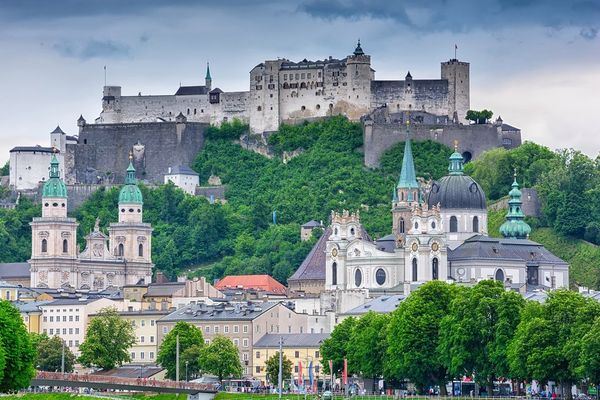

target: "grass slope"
[488,209,600,289]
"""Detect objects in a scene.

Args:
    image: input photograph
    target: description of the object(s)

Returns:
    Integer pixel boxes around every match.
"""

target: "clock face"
[411,242,418,252]
[331,248,338,257]
[431,242,439,252]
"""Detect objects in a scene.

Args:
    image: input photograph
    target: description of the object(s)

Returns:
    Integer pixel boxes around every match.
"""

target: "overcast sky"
[1,0,599,164]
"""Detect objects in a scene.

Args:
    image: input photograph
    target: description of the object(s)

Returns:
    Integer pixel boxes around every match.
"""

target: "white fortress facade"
[97,41,470,133]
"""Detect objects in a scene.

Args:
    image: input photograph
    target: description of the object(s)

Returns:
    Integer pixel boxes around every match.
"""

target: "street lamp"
[185,361,189,382]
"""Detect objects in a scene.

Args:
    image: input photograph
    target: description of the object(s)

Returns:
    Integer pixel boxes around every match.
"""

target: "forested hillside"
[2,116,600,288]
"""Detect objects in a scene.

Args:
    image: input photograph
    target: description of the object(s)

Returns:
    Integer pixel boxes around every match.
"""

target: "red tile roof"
[215,275,287,295]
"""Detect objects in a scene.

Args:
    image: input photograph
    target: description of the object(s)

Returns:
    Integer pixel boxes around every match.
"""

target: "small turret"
[41,152,68,218]
[405,71,413,81]
[77,115,86,127]
[499,171,531,239]
[50,125,66,153]
[448,140,465,176]
[353,39,364,56]
[205,62,212,91]
[118,152,144,224]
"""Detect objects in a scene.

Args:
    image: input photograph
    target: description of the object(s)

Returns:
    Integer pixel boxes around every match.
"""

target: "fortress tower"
[441,59,470,123]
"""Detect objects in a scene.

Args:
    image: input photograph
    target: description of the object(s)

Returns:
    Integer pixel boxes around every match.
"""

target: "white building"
[164,165,199,195]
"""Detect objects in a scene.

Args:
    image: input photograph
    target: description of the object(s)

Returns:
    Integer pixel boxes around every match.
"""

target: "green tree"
[0,161,8,176]
[580,317,600,388]
[265,352,292,385]
[320,316,356,375]
[157,322,204,380]
[78,307,136,370]
[199,335,242,382]
[0,300,35,392]
[386,281,456,394]
[33,334,75,373]
[181,344,203,381]
[466,109,493,124]
[346,312,388,381]
[439,280,524,395]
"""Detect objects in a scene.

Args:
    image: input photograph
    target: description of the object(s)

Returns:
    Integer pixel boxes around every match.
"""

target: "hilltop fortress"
[9,41,521,195]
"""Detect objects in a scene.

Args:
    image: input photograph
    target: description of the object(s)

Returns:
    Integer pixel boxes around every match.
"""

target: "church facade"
[29,154,153,289]
[290,127,568,307]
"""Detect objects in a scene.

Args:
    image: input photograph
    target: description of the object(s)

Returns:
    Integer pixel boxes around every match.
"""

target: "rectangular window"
[224,326,229,333]
[295,351,300,358]
[75,340,79,347]
[243,339,249,348]
[234,339,239,346]
[69,340,73,347]
[214,326,219,334]
[163,326,167,334]
[243,352,249,361]
[315,351,320,358]
[150,336,154,343]
[284,74,287,80]
[151,320,155,326]
[63,328,67,335]
[256,366,260,373]
[205,339,210,344]
[49,329,53,335]
[75,316,79,322]
[131,352,135,359]
[141,320,145,327]
[308,73,312,79]
[63,316,66,322]
[43,329,47,334]
[140,336,145,343]
[69,316,73,322]
[288,326,291,333]
[150,352,155,359]
[140,352,145,359]
[69,328,73,334]
[75,328,79,334]
[234,325,239,333]
[205,326,210,333]
[43,316,47,322]
[295,366,299,373]
[301,73,305,79]
[50,316,54,322]
[243,325,248,333]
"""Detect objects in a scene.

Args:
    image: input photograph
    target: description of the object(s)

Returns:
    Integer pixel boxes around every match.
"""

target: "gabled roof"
[302,220,323,228]
[167,165,199,176]
[215,275,287,295]
[50,125,65,134]
[288,227,331,282]
[160,301,281,322]
[343,294,406,316]
[209,88,223,94]
[145,282,185,297]
[175,86,209,96]
[0,262,30,278]
[254,333,330,348]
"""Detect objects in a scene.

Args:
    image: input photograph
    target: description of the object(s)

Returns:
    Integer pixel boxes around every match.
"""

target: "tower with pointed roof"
[205,62,212,91]
[29,154,79,288]
[108,153,153,285]
[392,121,420,243]
[500,172,531,239]
[50,125,66,153]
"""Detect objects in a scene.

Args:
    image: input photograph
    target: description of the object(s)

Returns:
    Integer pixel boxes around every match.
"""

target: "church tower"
[392,121,420,245]
[30,154,78,288]
[500,172,531,239]
[205,62,212,91]
[108,153,153,285]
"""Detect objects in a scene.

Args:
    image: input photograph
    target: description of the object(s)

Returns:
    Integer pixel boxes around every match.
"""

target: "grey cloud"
[298,0,600,35]
[580,27,598,40]
[53,40,130,60]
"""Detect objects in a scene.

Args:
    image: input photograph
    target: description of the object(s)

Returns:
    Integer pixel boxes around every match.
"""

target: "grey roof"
[145,282,185,297]
[175,85,209,96]
[0,262,30,278]
[209,88,223,94]
[280,57,347,70]
[302,220,323,228]
[254,333,330,348]
[427,175,487,210]
[449,235,568,266]
[51,125,65,134]
[501,123,520,131]
[160,301,280,322]
[44,297,103,306]
[167,165,199,176]
[0,280,20,288]
[14,300,52,313]
[9,146,53,153]
[375,234,396,253]
[288,227,331,282]
[343,294,406,316]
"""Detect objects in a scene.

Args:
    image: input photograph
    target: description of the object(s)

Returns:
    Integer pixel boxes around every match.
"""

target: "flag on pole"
[342,358,348,385]
[308,361,314,386]
[298,361,303,386]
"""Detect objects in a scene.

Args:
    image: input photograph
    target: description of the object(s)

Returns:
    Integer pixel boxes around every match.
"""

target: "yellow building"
[15,300,52,333]
[253,333,328,385]
[0,281,20,301]
[118,310,170,364]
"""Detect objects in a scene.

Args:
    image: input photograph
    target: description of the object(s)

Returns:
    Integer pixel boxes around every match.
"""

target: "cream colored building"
[39,297,121,356]
[116,310,169,364]
[16,300,52,334]
[157,301,308,377]
[253,333,328,385]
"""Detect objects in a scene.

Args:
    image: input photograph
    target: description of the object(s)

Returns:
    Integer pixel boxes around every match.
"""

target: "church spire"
[397,119,419,190]
[448,140,465,175]
[205,62,212,90]
[353,39,364,56]
[499,170,531,239]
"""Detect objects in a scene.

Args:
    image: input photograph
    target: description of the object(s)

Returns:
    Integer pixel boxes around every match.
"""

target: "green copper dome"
[42,154,67,198]
[500,175,531,239]
[118,161,143,205]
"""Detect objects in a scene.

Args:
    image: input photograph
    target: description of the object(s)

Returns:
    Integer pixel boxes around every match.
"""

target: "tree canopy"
[157,321,204,380]
[320,316,356,376]
[466,109,493,124]
[0,301,35,392]
[265,352,292,386]
[78,307,136,370]
[32,334,75,373]
[199,335,242,382]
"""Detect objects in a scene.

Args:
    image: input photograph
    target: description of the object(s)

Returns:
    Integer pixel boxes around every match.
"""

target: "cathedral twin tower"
[29,153,153,290]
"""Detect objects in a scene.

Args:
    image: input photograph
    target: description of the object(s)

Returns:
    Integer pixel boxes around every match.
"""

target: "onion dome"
[118,155,143,205]
[500,173,531,239]
[427,144,486,210]
[353,39,364,56]
[42,154,67,198]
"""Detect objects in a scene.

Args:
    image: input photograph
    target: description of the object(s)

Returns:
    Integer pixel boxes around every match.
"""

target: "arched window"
[354,269,362,287]
[350,227,355,236]
[63,239,68,254]
[495,269,505,282]
[399,218,405,234]
[331,262,337,285]
[138,243,144,257]
[118,243,124,257]
[412,258,418,282]
[450,216,458,232]
[432,258,439,280]
[473,216,479,232]
[41,239,47,253]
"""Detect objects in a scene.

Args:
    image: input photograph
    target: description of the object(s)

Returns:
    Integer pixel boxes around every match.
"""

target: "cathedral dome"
[427,149,486,210]
[119,161,143,205]
[42,154,67,198]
